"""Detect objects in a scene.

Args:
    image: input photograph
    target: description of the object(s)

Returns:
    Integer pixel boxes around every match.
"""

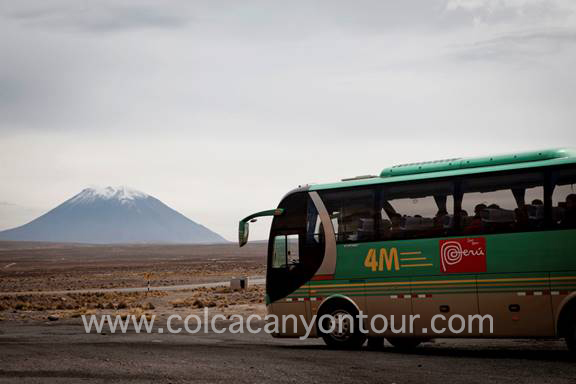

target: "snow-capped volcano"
[69,186,149,205]
[0,186,226,244]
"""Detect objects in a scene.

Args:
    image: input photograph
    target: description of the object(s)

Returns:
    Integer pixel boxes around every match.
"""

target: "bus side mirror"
[239,221,250,247]
[238,208,284,247]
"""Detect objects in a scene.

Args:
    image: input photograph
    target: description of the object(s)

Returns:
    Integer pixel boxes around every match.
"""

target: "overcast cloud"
[0,0,575,240]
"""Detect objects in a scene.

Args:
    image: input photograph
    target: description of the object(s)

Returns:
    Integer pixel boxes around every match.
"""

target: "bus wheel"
[386,337,422,351]
[566,320,576,353]
[318,302,366,350]
[367,336,384,350]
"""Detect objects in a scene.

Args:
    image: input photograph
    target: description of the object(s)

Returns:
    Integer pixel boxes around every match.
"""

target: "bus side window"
[287,234,300,265]
[272,235,287,268]
[379,181,455,240]
[460,172,544,234]
[272,234,300,268]
[320,188,376,243]
[551,168,576,228]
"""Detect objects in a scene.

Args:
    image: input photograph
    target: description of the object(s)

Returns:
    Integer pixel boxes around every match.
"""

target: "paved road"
[1,320,575,383]
[0,277,266,296]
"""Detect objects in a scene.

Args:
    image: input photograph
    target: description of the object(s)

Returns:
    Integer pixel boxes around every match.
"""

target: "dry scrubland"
[0,241,267,322]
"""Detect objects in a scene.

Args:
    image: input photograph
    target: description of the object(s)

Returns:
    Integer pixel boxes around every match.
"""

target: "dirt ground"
[1,320,576,384]
[0,241,267,322]
[0,241,266,292]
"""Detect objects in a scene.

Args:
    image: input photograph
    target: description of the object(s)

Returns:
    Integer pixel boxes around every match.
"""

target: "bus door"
[263,191,327,337]
[267,231,312,337]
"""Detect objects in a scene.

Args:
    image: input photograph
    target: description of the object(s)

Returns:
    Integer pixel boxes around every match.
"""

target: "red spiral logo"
[441,241,463,272]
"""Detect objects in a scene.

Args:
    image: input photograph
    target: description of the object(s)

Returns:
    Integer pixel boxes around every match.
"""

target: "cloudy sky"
[0,0,575,240]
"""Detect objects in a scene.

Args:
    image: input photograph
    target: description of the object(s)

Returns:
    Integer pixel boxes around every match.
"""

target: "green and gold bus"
[239,149,576,350]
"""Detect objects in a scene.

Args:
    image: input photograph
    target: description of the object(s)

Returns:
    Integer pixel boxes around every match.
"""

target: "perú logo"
[440,238,486,273]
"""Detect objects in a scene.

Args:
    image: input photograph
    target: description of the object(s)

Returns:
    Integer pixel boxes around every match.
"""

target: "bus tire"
[558,299,576,353]
[367,336,384,350]
[386,337,422,351]
[566,319,576,353]
[318,300,366,350]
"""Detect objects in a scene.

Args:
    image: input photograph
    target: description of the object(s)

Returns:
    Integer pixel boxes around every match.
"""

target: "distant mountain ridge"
[0,186,227,244]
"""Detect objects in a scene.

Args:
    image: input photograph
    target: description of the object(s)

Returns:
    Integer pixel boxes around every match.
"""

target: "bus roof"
[309,148,576,191]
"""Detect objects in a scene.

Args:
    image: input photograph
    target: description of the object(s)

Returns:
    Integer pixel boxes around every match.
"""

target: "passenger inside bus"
[433,208,449,230]
[389,213,403,237]
[528,199,543,220]
[378,197,453,239]
[462,204,486,233]
[562,194,576,227]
